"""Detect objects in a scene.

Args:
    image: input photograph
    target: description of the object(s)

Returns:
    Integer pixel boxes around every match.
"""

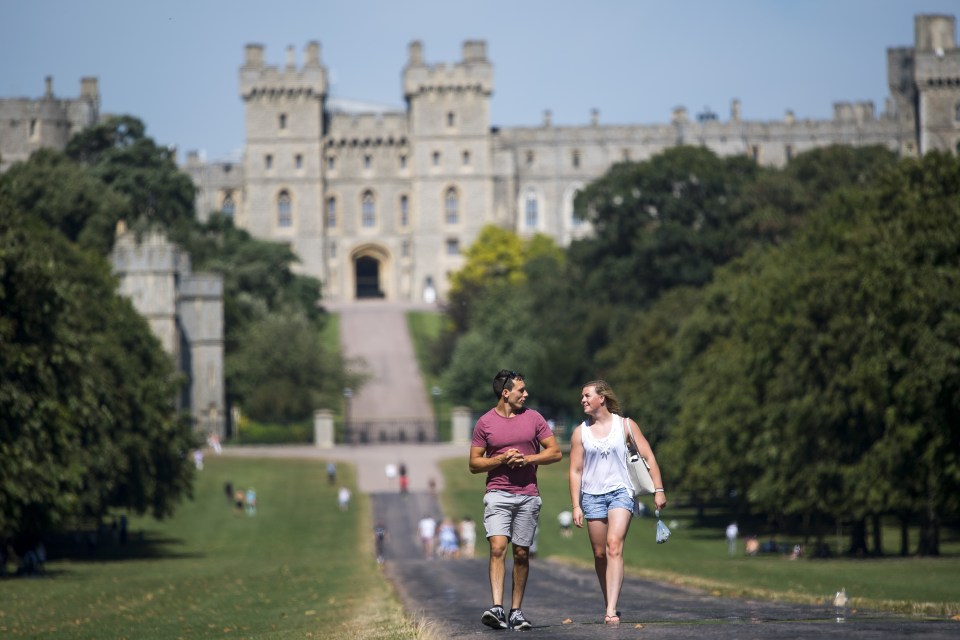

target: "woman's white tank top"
[580,415,633,496]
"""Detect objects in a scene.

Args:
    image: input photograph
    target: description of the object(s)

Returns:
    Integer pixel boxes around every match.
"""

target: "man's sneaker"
[509,609,532,630]
[481,606,508,629]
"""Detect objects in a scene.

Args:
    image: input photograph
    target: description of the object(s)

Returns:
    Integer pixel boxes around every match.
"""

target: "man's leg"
[488,535,509,605]
[510,543,530,609]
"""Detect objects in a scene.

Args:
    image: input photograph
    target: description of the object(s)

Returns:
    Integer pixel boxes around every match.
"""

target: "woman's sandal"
[604,614,621,625]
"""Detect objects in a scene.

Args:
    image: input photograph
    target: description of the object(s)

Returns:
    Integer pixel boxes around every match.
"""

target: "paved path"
[329,300,436,423]
[223,445,958,638]
[221,303,958,637]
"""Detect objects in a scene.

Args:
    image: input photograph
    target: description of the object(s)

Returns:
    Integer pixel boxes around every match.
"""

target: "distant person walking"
[245,487,257,516]
[568,380,667,626]
[327,462,337,485]
[417,514,437,559]
[726,522,739,556]
[338,486,351,512]
[470,369,562,631]
[459,516,477,558]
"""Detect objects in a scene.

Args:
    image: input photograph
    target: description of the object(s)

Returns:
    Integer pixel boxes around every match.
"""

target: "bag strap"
[621,416,638,455]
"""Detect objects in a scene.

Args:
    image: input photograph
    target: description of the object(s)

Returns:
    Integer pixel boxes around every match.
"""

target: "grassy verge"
[406,310,452,441]
[0,457,430,639]
[439,457,960,618]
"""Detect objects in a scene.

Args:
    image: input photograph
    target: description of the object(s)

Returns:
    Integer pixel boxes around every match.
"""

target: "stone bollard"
[314,409,334,448]
[451,406,472,445]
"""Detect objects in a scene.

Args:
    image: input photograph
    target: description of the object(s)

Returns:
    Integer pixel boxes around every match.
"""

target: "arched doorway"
[355,255,384,299]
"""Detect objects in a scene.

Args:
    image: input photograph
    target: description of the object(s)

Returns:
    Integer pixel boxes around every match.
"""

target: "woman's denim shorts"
[580,487,634,519]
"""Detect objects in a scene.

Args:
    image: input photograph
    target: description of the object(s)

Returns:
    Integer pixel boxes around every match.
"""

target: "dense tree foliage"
[662,152,960,554]
[0,149,128,254]
[65,115,196,239]
[439,145,957,554]
[0,205,194,536]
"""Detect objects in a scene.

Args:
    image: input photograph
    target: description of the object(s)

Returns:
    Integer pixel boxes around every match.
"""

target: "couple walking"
[469,369,667,630]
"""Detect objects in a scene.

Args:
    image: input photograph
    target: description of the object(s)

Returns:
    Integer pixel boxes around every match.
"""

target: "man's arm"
[469,445,523,474]
[521,435,562,467]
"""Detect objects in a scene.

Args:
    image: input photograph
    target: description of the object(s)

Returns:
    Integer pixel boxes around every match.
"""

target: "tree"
[570,147,759,311]
[0,149,128,254]
[227,310,352,423]
[665,152,960,554]
[65,115,196,238]
[0,203,194,536]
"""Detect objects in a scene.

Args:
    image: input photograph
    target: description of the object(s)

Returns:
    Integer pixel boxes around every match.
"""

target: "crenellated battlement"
[403,40,493,99]
[240,41,327,100]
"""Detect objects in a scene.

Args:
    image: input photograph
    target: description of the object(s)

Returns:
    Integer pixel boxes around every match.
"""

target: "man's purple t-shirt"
[471,407,553,496]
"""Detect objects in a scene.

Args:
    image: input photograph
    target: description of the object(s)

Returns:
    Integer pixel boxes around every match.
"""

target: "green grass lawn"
[439,457,960,617]
[406,310,452,441]
[0,457,426,639]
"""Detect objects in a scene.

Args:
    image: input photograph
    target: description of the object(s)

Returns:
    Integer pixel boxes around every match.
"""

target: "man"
[469,369,562,631]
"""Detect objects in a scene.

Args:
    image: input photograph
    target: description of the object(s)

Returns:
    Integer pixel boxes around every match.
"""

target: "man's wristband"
[654,488,665,493]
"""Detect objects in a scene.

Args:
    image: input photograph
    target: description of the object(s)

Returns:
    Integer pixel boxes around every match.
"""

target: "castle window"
[364,154,372,169]
[955,102,960,122]
[326,196,337,228]
[462,150,471,166]
[221,192,235,218]
[295,154,303,169]
[327,155,336,171]
[361,190,376,228]
[447,111,455,127]
[524,189,539,229]
[572,150,581,168]
[445,187,459,225]
[400,194,409,227]
[622,149,631,161]
[785,144,794,162]
[265,154,273,170]
[571,188,584,227]
[750,145,760,162]
[279,114,287,129]
[432,151,441,166]
[277,190,292,227]
[402,240,411,257]
[29,119,38,140]
[446,238,460,255]
[399,154,407,169]
[525,151,534,168]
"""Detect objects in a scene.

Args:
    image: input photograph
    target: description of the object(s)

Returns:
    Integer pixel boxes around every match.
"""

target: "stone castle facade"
[181,13,960,305]
[1,15,958,308]
[109,229,226,437]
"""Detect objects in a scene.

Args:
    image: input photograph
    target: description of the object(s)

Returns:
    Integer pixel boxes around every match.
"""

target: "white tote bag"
[622,417,655,496]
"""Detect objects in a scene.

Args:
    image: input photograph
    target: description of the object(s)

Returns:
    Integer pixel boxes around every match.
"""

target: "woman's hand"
[654,491,667,511]
[572,505,584,528]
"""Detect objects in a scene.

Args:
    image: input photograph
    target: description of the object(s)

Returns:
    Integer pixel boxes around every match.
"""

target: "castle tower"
[402,40,496,301]
[888,14,960,155]
[240,42,328,279]
[0,76,100,172]
[110,229,225,437]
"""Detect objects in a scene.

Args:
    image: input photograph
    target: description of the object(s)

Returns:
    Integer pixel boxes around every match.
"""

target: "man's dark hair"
[493,369,524,398]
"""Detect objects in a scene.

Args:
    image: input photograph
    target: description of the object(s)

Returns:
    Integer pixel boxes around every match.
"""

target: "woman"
[568,380,667,625]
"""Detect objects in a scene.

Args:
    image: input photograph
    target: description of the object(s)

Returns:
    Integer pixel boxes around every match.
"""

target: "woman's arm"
[568,426,586,527]
[627,418,667,510]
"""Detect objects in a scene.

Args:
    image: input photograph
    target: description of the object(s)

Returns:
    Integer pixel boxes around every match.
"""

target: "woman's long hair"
[583,379,621,416]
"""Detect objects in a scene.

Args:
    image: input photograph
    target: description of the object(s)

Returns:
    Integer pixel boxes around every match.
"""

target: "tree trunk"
[848,518,868,556]
[899,514,909,557]
[917,506,940,556]
[870,514,883,556]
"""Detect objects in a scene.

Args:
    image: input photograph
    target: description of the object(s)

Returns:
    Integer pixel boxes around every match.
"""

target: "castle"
[1,14,958,311]
[180,13,959,305]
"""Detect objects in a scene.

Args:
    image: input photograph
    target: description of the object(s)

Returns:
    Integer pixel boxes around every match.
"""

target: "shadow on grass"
[46,530,205,564]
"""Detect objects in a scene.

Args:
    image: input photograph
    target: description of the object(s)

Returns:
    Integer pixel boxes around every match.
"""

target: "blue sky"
[2,1,957,163]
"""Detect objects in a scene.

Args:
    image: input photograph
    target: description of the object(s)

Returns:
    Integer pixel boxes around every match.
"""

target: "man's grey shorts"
[483,490,542,547]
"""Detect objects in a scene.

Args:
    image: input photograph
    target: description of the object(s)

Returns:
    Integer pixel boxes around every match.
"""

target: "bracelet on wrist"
[654,488,665,493]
